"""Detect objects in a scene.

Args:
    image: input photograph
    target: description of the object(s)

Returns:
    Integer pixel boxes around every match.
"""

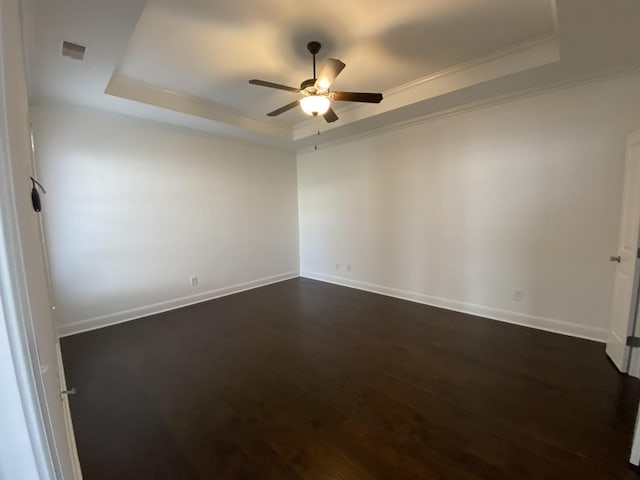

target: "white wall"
[33,104,299,335]
[298,73,640,341]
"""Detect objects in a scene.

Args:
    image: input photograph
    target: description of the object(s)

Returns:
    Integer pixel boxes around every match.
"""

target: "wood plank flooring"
[61,277,640,479]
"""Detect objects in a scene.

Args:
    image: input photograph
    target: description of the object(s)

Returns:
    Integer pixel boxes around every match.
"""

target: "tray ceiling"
[117,0,555,124]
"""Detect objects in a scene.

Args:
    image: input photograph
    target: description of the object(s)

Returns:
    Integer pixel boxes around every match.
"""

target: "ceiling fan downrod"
[307,41,321,81]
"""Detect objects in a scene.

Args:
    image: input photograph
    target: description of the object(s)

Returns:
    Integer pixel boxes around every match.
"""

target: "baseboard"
[59,270,608,342]
[57,271,300,337]
[300,271,608,343]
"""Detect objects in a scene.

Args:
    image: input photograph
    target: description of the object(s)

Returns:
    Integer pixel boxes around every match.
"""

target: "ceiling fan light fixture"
[300,95,330,116]
[249,41,382,123]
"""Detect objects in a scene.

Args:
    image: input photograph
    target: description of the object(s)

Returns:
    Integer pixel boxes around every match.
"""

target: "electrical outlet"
[336,263,340,271]
[346,265,351,272]
[190,276,198,287]
[513,290,524,301]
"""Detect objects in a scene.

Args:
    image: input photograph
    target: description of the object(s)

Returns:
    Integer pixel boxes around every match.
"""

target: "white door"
[606,129,640,372]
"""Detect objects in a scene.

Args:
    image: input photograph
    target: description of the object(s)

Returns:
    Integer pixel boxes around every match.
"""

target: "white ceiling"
[22,0,640,150]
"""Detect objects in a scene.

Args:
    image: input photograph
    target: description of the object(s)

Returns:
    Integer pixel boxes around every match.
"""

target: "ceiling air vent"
[61,41,86,60]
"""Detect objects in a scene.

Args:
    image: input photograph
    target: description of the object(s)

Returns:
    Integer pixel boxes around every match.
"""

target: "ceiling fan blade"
[267,100,300,117]
[315,59,346,89]
[331,91,383,103]
[323,107,339,123]
[249,79,300,93]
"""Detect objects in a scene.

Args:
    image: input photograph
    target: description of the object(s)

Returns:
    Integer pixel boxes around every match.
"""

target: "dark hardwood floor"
[61,277,640,479]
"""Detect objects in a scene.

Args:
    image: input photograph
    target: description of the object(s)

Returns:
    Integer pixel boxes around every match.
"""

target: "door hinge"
[626,336,640,347]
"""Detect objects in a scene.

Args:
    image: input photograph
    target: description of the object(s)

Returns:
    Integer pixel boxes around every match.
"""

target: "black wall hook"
[30,176,46,212]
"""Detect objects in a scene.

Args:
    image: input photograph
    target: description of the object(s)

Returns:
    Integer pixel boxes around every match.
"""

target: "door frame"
[0,89,58,478]
[0,0,74,475]
[631,408,640,466]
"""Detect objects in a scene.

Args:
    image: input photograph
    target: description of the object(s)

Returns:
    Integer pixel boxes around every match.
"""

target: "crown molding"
[104,31,560,147]
[105,74,293,141]
[296,67,640,155]
[385,35,558,98]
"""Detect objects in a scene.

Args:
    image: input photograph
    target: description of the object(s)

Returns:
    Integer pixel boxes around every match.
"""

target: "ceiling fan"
[249,41,383,123]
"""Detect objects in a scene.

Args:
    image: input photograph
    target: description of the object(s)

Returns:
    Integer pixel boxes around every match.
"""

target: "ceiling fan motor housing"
[300,78,316,90]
